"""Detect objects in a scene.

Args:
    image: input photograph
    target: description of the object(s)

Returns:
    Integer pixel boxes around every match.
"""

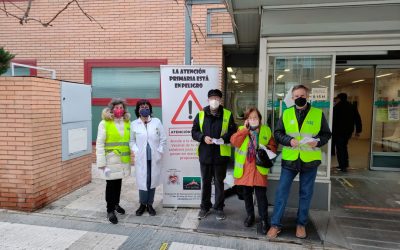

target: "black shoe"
[107,211,118,224]
[197,209,210,220]
[215,210,226,221]
[244,215,255,227]
[147,205,156,216]
[261,220,269,235]
[135,204,146,216]
[115,204,125,215]
[335,166,348,172]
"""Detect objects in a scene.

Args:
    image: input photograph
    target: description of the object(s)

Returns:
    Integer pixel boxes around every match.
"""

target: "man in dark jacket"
[332,93,362,172]
[267,85,331,239]
[191,89,236,221]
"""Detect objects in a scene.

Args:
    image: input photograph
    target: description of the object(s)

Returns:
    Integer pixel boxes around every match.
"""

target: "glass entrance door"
[371,67,400,170]
[265,55,334,179]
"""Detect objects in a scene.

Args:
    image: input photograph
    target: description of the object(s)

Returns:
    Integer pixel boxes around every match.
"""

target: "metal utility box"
[61,81,92,161]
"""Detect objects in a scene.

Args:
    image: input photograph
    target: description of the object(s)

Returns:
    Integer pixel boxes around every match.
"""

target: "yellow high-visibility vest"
[233,125,271,178]
[198,108,231,156]
[104,120,131,163]
[281,106,322,163]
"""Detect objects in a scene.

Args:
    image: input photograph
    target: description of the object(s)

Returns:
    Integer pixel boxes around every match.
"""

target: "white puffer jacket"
[96,108,131,180]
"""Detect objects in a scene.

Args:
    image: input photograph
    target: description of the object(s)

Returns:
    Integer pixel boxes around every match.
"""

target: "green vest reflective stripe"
[198,108,232,157]
[281,106,322,163]
[233,125,272,178]
[104,120,131,164]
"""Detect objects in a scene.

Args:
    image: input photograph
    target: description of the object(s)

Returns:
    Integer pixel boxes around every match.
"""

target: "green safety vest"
[233,125,272,178]
[198,108,232,157]
[281,106,322,163]
[104,120,131,164]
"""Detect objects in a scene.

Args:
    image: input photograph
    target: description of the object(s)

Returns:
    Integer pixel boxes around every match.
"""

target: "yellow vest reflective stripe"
[198,108,232,157]
[281,107,322,163]
[104,120,131,164]
[233,125,271,178]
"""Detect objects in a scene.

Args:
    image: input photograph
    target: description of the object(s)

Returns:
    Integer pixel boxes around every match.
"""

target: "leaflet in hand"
[299,137,320,145]
[212,138,225,145]
[258,144,277,159]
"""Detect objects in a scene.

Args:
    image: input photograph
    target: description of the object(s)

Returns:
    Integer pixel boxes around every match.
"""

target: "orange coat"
[230,127,277,187]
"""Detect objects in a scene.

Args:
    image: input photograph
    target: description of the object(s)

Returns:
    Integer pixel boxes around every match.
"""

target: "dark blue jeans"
[139,160,155,205]
[270,166,318,227]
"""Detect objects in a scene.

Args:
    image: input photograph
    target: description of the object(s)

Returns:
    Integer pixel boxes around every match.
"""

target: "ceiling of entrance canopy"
[225,0,400,52]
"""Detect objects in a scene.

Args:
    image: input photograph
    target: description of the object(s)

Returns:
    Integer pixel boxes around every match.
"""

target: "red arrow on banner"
[171,90,203,124]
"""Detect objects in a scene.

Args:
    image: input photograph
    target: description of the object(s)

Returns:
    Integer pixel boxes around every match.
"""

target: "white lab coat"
[130,117,167,191]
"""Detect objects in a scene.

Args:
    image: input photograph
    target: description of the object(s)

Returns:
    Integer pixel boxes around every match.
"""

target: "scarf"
[246,130,259,163]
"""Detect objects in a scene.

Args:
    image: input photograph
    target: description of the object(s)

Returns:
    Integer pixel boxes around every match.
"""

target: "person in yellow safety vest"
[230,107,277,235]
[96,98,132,225]
[267,85,331,240]
[191,89,237,221]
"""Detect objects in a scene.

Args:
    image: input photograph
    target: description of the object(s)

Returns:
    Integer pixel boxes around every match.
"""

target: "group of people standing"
[192,86,331,239]
[96,84,334,240]
[96,99,166,224]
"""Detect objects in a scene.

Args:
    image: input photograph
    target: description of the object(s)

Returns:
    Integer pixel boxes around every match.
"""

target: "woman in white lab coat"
[130,99,166,216]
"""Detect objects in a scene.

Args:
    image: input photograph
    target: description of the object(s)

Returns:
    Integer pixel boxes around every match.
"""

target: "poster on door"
[160,65,219,207]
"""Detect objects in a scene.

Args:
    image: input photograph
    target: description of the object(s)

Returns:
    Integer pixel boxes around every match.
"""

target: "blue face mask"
[139,108,151,117]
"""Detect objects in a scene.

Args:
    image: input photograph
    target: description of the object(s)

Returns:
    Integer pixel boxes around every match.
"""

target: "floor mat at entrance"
[196,196,321,243]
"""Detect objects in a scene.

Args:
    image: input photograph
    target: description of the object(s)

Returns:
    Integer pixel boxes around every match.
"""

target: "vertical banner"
[161,65,219,207]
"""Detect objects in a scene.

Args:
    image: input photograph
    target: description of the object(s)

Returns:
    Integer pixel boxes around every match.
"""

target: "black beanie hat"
[208,89,222,98]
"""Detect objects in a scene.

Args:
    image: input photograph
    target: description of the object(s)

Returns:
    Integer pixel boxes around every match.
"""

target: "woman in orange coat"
[230,107,277,234]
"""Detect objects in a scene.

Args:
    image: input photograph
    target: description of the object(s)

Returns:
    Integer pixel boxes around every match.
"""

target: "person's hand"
[244,119,249,129]
[307,140,318,148]
[355,133,360,137]
[290,139,299,147]
[204,136,213,144]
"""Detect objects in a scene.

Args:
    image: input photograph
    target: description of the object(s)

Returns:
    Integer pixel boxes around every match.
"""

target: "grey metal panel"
[261,4,400,37]
[61,121,92,161]
[61,81,91,123]
[232,0,389,9]
[235,14,260,45]
[267,179,330,210]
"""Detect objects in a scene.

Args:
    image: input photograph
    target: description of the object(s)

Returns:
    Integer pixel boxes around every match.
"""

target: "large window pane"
[91,105,162,142]
[371,68,400,169]
[267,55,333,178]
[92,67,160,99]
[225,67,258,125]
[2,66,31,76]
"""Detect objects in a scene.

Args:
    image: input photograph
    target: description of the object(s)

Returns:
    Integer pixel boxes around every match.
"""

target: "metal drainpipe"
[185,2,192,65]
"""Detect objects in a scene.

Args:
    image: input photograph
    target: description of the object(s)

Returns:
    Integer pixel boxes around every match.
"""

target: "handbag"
[255,147,273,168]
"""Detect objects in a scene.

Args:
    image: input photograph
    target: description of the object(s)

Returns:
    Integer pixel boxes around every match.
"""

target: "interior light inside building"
[376,73,393,78]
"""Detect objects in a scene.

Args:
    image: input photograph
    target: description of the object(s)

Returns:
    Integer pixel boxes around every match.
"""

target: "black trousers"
[200,163,227,211]
[240,185,268,221]
[334,134,351,169]
[105,179,122,212]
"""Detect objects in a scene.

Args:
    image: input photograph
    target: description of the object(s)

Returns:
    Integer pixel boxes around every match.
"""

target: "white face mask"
[248,119,259,127]
[209,99,220,109]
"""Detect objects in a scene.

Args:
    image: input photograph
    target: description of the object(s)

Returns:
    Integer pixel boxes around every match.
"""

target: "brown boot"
[296,225,307,239]
[266,226,281,239]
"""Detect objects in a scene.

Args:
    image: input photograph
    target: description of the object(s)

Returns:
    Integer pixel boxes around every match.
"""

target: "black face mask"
[295,97,307,107]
